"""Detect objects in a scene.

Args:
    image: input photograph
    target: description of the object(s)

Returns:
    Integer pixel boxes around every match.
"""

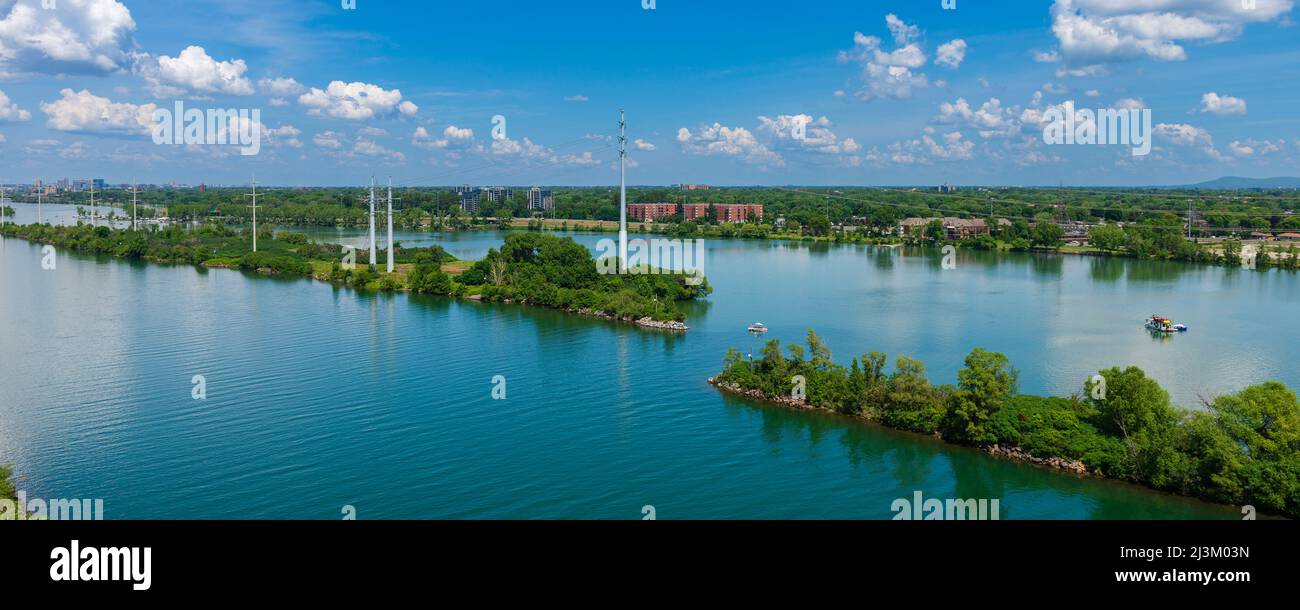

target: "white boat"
[748,322,769,333]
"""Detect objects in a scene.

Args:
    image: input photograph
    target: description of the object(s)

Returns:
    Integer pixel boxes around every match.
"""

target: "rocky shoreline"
[708,378,816,411]
[984,444,1088,474]
[304,274,691,332]
[442,299,688,331]
[708,377,1092,477]
[633,317,689,331]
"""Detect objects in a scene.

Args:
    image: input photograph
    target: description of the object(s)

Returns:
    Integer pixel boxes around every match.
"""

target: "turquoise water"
[3,215,1293,519]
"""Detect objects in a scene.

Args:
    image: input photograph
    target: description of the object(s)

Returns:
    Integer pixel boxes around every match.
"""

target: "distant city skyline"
[0,0,1297,187]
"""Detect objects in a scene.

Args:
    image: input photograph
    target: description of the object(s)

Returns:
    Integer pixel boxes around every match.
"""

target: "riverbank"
[0,222,709,329]
[52,195,1297,273]
[517,216,1300,272]
[708,378,1089,476]
[711,331,1299,518]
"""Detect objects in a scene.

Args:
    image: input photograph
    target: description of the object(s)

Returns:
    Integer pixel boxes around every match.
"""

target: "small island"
[0,222,710,330]
[712,330,1300,518]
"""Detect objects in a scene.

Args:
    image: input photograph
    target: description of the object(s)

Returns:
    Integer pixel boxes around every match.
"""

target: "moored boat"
[1145,314,1188,333]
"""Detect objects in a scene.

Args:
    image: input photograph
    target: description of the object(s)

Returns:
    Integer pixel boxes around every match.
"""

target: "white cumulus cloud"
[837,15,936,101]
[1200,92,1247,115]
[866,131,975,165]
[678,122,783,166]
[0,0,136,77]
[39,88,155,135]
[1048,0,1294,69]
[935,39,967,69]
[313,131,344,149]
[0,88,31,122]
[756,114,860,154]
[298,81,418,120]
[934,98,1018,139]
[136,46,254,98]
[258,77,305,97]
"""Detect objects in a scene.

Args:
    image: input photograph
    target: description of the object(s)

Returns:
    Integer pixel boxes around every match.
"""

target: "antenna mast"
[369,177,377,269]
[245,176,262,252]
[618,110,628,273]
[386,178,399,273]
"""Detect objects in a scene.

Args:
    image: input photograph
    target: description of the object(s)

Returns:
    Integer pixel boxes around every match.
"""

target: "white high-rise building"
[528,187,553,211]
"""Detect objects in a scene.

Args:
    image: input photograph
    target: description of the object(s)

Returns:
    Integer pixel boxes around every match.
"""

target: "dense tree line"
[62,185,1300,236]
[717,331,1300,517]
[455,233,711,322]
[0,221,450,276]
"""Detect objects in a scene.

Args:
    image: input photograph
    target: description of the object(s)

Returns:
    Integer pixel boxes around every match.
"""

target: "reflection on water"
[1089,256,1126,283]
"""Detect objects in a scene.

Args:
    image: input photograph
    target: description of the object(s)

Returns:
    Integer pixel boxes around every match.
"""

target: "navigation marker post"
[245,176,262,252]
[618,110,628,273]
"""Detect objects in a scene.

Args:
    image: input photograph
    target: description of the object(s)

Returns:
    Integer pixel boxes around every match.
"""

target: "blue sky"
[0,0,1297,186]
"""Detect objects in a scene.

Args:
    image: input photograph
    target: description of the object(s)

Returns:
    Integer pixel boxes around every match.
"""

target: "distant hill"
[1178,176,1300,189]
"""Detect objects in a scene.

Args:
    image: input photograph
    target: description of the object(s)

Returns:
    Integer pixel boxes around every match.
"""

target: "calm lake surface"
[3,206,1294,519]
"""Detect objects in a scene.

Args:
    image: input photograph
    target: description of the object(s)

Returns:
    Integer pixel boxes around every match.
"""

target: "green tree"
[1175,412,1246,503]
[884,356,943,433]
[805,214,832,237]
[1088,224,1126,252]
[1209,382,1300,513]
[0,464,15,501]
[945,348,1019,444]
[1032,221,1065,249]
[1211,382,1300,461]
[805,329,833,371]
[923,219,946,243]
[1088,367,1181,486]
[723,347,745,371]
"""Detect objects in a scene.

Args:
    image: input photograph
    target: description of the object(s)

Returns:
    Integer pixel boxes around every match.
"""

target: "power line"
[244,176,262,252]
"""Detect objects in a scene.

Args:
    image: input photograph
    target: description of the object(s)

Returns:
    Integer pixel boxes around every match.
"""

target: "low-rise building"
[682,203,763,223]
[628,203,679,222]
[899,217,991,239]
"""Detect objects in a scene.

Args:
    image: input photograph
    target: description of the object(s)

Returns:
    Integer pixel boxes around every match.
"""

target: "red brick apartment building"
[682,203,764,223]
[627,203,680,222]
